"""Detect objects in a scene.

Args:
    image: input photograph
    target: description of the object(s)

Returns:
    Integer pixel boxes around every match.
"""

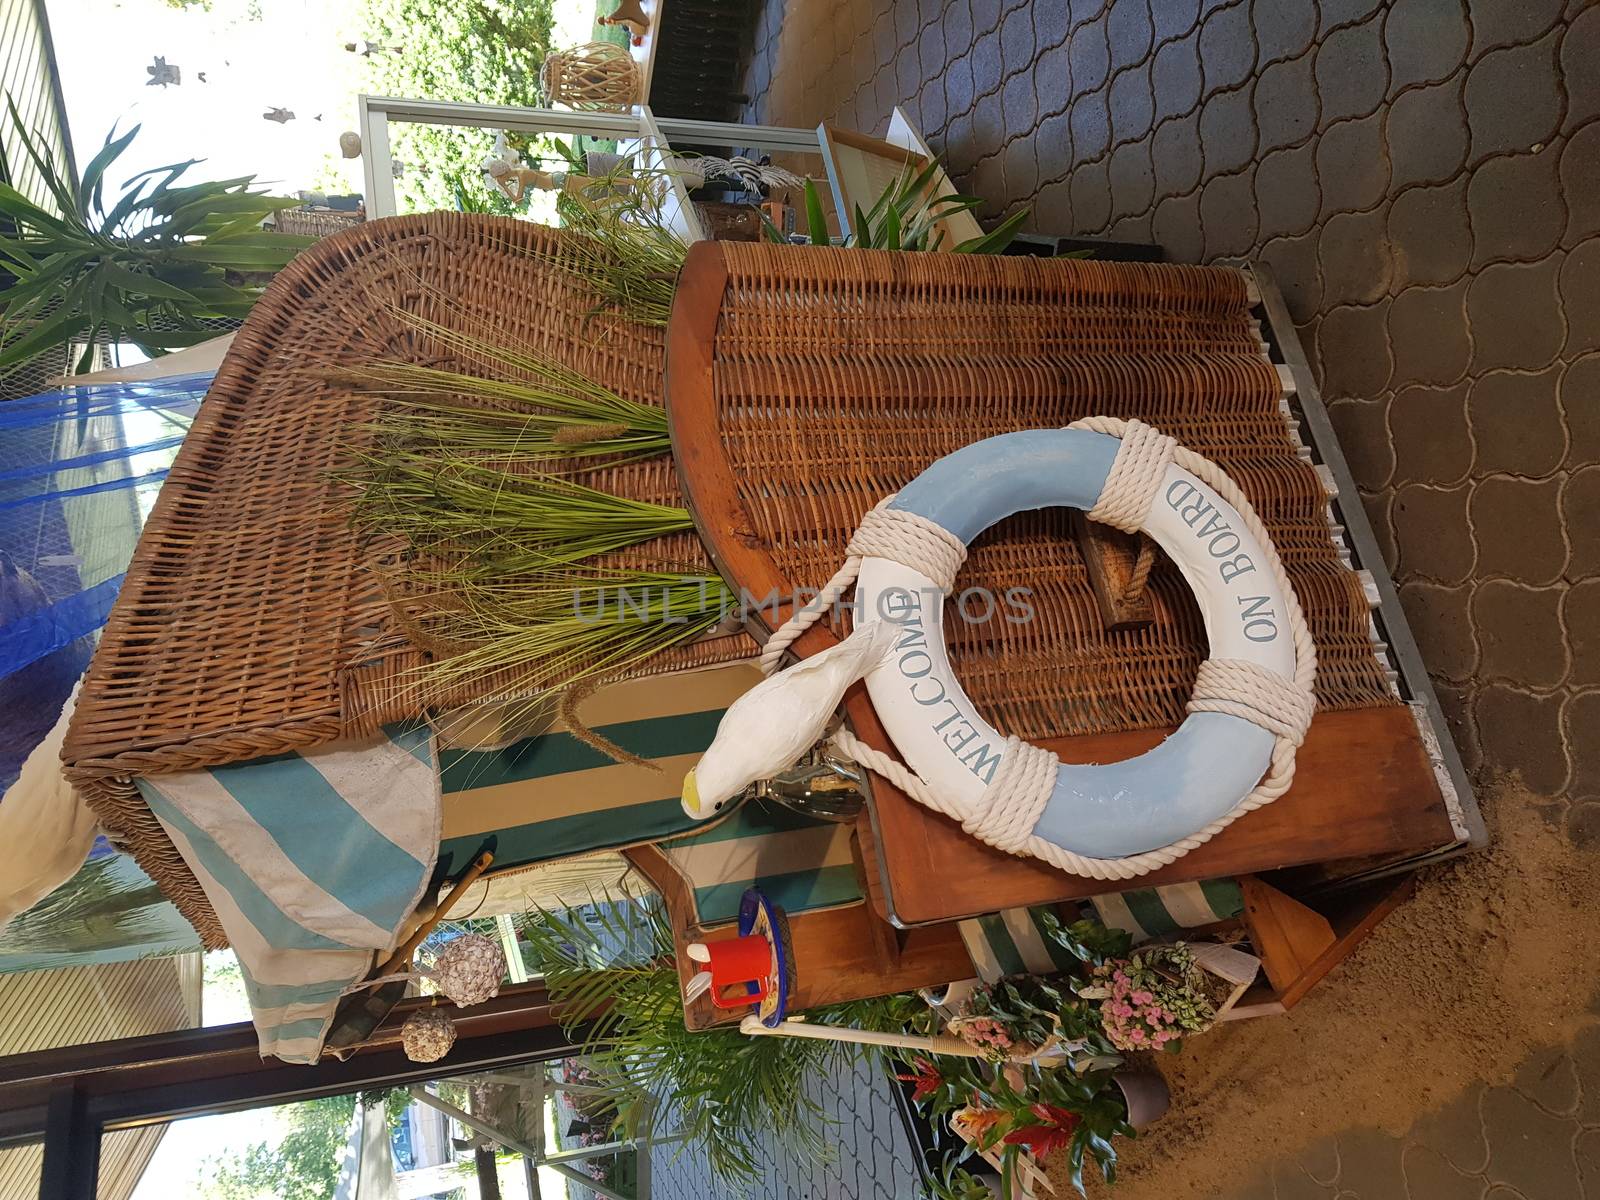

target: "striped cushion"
[959,906,1083,982]
[661,800,863,925]
[960,881,1246,983]
[1089,879,1243,943]
[435,663,760,878]
[435,662,864,921]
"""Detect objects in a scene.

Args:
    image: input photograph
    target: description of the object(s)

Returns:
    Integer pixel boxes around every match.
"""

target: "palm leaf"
[77,123,141,219]
[955,207,1030,255]
[803,178,830,245]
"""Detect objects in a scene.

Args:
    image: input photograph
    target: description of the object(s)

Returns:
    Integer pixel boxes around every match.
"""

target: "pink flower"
[1132,990,1154,1006]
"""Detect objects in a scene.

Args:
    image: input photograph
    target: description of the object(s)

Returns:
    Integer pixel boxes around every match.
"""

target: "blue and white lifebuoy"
[682,418,1316,880]
[850,421,1315,876]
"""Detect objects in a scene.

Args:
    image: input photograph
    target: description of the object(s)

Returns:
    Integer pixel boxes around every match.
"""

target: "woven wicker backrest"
[675,243,1394,741]
[61,213,751,947]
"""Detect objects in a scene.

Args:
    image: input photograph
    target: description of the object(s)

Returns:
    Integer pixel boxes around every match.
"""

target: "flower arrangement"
[904,915,1250,1195]
[899,1053,1135,1198]
[1082,943,1220,1053]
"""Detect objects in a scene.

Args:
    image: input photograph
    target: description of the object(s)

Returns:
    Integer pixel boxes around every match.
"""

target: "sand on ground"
[1052,781,1599,1198]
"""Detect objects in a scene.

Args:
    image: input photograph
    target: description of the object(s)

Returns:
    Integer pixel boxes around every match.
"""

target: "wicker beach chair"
[59,214,754,946]
[62,216,1458,1003]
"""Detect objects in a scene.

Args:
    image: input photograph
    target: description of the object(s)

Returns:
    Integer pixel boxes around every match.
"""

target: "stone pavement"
[1226,1025,1600,1198]
[646,1049,923,1200]
[721,1,1600,1197]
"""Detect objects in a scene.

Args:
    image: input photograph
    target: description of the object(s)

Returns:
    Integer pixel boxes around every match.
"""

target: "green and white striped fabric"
[1089,878,1244,943]
[138,660,869,1062]
[959,906,1085,982]
[435,661,864,923]
[660,798,863,924]
[137,725,439,1063]
[960,880,1245,983]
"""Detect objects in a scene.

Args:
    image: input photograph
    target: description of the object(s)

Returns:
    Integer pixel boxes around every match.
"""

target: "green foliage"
[0,99,312,372]
[1038,909,1134,965]
[520,895,914,1187]
[358,0,557,212]
[344,311,730,700]
[773,166,1030,255]
[206,1092,409,1200]
[908,1054,1134,1197]
[206,1095,356,1200]
[550,179,691,327]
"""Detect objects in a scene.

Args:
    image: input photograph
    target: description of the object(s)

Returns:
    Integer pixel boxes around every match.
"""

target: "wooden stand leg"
[1239,875,1337,994]
[1232,874,1416,1018]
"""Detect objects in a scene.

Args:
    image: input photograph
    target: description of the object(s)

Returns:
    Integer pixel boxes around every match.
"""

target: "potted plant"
[0,101,314,373]
[1078,941,1228,1055]
[901,1051,1137,1197]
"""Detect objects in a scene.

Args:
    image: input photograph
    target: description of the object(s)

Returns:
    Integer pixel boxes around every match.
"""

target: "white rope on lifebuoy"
[757,502,967,674]
[760,417,1318,880]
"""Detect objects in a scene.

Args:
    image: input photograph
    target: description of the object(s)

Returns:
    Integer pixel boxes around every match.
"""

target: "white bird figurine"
[681,621,897,820]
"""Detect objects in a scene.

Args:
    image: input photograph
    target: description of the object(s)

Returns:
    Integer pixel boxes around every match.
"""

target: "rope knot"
[1187,657,1316,747]
[758,499,968,674]
[848,505,968,593]
[961,736,1059,853]
[1072,416,1179,534]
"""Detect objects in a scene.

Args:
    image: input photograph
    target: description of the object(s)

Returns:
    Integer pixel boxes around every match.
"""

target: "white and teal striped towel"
[137,725,439,1063]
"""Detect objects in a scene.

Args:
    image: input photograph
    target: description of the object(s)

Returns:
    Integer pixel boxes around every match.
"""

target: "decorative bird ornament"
[599,0,650,39]
[681,620,897,819]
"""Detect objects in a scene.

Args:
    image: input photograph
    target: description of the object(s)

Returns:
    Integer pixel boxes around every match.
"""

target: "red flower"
[896,1058,944,1101]
[1001,1104,1081,1156]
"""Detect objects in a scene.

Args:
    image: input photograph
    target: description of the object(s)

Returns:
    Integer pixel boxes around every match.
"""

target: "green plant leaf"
[97,261,203,305]
[759,211,788,244]
[954,207,1030,255]
[133,328,230,350]
[164,241,309,267]
[803,178,830,245]
[0,306,89,370]
[4,95,79,218]
[0,182,88,244]
[881,200,903,250]
[77,123,140,219]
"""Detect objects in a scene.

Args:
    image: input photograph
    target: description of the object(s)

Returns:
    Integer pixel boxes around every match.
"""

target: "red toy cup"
[700,933,773,1010]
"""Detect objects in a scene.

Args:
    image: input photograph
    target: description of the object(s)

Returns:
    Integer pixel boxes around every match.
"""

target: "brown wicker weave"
[61,213,752,948]
[669,242,1395,744]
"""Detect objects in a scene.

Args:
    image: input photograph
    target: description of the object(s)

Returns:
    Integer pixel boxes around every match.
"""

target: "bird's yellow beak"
[681,768,706,820]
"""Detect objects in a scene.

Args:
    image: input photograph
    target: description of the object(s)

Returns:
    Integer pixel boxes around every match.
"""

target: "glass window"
[124,1057,648,1200]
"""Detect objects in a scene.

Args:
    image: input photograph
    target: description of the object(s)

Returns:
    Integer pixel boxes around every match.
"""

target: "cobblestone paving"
[718,2,1600,1197]
[647,1049,922,1200]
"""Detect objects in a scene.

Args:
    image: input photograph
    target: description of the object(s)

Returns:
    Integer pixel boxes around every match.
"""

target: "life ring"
[844,419,1318,876]
[682,418,1318,880]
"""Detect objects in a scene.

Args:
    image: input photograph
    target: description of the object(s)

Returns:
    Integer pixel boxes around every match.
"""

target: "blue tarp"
[0,372,212,968]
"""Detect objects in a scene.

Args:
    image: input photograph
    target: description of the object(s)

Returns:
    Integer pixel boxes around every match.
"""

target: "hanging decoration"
[145,56,180,87]
[598,0,651,42]
[400,1006,457,1063]
[425,932,507,1007]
